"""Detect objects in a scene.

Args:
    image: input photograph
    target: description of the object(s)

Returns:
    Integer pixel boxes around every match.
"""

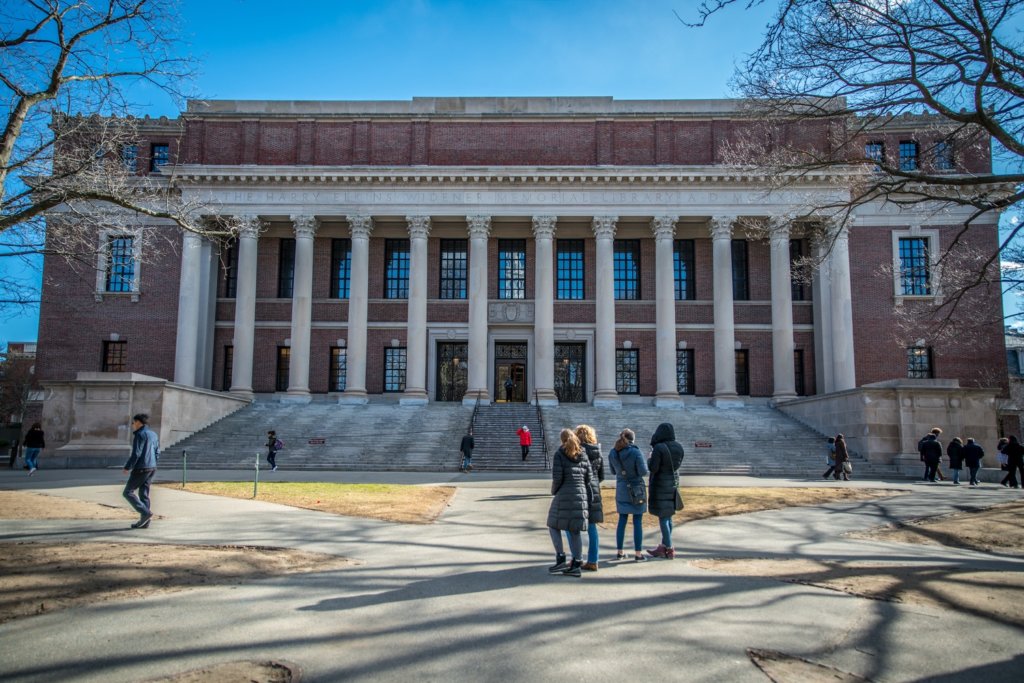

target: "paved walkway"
[0,468,1022,682]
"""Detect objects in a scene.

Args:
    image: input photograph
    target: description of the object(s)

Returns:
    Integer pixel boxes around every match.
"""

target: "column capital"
[592,215,618,239]
[531,215,557,239]
[467,215,491,238]
[769,222,792,245]
[236,215,263,238]
[651,216,677,240]
[346,215,374,239]
[406,215,431,239]
[290,214,319,239]
[709,215,736,240]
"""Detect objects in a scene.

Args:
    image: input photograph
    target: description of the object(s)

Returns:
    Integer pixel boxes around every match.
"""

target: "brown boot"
[581,562,599,571]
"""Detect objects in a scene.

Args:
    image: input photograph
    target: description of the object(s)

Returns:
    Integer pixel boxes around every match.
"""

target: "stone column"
[402,215,431,405]
[532,216,558,406]
[711,216,742,407]
[230,216,261,397]
[770,223,797,402]
[829,222,857,391]
[284,215,317,402]
[652,216,684,408]
[340,215,372,404]
[464,215,491,406]
[592,215,621,408]
[174,230,203,386]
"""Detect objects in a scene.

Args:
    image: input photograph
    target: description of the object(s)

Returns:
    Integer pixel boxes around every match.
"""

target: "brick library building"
[34,98,1008,467]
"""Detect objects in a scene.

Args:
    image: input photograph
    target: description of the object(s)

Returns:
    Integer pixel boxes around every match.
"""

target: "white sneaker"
[272,466,278,471]
[28,467,36,475]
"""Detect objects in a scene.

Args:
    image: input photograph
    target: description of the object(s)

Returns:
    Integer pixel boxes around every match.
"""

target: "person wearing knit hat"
[517,425,532,461]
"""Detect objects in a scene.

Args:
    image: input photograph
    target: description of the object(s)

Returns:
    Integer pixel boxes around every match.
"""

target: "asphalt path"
[0,468,1022,682]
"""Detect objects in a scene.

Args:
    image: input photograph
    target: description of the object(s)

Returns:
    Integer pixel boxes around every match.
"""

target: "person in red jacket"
[517,425,532,461]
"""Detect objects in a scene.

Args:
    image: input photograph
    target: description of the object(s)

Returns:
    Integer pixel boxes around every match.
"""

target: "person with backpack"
[266,430,282,471]
[608,428,648,562]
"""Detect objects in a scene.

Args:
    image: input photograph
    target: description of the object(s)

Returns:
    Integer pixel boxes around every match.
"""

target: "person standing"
[123,413,159,529]
[823,437,838,479]
[646,423,685,559]
[919,431,943,482]
[962,438,985,487]
[609,429,648,562]
[23,422,45,475]
[947,437,965,485]
[546,428,593,578]
[997,437,1011,487]
[460,428,475,473]
[1003,435,1024,489]
[266,430,280,471]
[517,425,532,461]
[575,424,604,571]
[504,376,514,402]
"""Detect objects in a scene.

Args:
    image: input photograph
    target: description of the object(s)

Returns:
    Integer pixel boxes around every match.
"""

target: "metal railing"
[534,389,549,470]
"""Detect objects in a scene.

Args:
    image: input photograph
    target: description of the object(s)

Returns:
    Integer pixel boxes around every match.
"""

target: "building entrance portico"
[495,342,528,402]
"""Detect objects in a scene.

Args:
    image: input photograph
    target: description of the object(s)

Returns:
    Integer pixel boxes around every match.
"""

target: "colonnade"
[173,214,857,405]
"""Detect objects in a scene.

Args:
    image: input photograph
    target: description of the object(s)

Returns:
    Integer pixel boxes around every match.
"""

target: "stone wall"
[40,372,250,467]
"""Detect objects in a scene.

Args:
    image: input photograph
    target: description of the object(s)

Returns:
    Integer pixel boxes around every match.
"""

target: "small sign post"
[253,451,260,498]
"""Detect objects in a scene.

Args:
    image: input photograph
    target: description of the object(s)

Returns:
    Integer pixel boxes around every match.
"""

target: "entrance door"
[495,341,528,402]
[554,342,586,403]
[436,342,468,401]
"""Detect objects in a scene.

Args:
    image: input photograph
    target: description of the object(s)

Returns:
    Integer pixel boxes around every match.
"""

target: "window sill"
[95,291,140,303]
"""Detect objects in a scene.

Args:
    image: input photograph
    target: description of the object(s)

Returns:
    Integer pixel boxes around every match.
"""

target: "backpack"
[274,438,284,450]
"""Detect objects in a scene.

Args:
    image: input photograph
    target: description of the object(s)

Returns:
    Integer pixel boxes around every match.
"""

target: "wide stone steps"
[468,404,548,471]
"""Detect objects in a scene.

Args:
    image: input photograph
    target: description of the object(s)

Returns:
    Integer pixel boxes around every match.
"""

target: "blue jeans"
[550,527,582,559]
[659,516,673,548]
[461,453,472,470]
[616,514,644,552]
[969,465,980,485]
[566,524,600,563]
[951,467,961,484]
[24,447,41,470]
[123,468,155,517]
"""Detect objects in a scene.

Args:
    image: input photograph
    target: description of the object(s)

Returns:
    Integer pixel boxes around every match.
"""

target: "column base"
[281,390,312,404]
[712,394,745,408]
[229,388,255,401]
[400,389,429,406]
[338,389,369,405]
[534,388,559,407]
[461,390,491,407]
[654,393,686,409]
[592,391,622,409]
[769,393,798,406]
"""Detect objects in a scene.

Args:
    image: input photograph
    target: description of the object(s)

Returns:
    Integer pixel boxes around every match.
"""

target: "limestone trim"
[531,215,557,239]
[406,215,432,239]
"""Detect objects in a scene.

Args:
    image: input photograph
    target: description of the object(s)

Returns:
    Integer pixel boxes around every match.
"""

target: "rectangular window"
[122,145,138,172]
[329,347,347,392]
[276,347,291,392]
[385,239,410,299]
[613,240,640,300]
[439,239,468,299]
[898,237,931,295]
[384,347,407,392]
[102,340,127,372]
[278,238,296,298]
[222,243,238,298]
[556,239,585,300]
[498,239,526,300]
[907,346,933,379]
[731,240,749,301]
[676,348,695,395]
[794,349,805,396]
[150,143,169,171]
[331,239,351,299]
[1008,349,1022,377]
[674,239,695,300]
[105,235,135,292]
[222,346,233,390]
[865,141,884,166]
[899,140,919,171]
[735,350,750,395]
[615,349,639,394]
[934,141,954,171]
[790,239,807,301]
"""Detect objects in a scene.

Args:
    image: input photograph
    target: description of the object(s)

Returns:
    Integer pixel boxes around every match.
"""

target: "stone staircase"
[469,403,548,472]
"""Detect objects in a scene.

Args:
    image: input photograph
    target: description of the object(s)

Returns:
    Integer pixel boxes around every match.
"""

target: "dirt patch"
[692,557,1024,627]
[848,500,1024,555]
[157,481,456,524]
[599,486,898,529]
[0,489,136,520]
[145,660,298,683]
[0,542,354,624]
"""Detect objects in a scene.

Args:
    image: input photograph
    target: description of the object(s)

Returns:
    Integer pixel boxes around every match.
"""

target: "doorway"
[436,341,468,401]
[495,341,528,402]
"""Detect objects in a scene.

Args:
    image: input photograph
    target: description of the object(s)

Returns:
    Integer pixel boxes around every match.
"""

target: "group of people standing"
[545,422,685,577]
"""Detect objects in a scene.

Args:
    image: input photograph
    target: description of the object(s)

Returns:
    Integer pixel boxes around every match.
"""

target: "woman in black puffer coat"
[546,428,593,577]
[647,422,684,559]
[575,424,604,571]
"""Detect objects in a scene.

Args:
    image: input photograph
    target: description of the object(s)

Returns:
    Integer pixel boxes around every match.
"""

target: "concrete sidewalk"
[0,468,1022,682]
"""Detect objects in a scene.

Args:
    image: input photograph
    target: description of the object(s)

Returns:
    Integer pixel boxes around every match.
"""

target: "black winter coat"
[23,428,45,449]
[919,436,943,466]
[962,442,985,468]
[946,440,964,468]
[460,435,474,455]
[546,447,593,532]
[647,423,684,519]
[582,442,604,523]
[1004,440,1024,468]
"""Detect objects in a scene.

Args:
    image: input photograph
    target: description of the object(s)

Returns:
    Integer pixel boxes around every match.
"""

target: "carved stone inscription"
[488,302,535,324]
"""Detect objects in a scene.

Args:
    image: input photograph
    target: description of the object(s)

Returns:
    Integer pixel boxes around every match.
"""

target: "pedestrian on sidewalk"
[574,424,604,571]
[460,428,475,473]
[1004,435,1024,489]
[122,413,159,529]
[919,430,943,482]
[266,430,281,471]
[23,422,45,475]
[546,428,593,578]
[835,434,852,481]
[947,437,965,485]
[823,437,838,479]
[647,422,685,559]
[962,438,985,486]
[997,437,1011,486]
[609,429,647,562]
[517,425,532,461]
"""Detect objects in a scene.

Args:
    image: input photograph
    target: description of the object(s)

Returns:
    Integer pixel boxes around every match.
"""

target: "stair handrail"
[469,392,481,435]
[534,388,549,470]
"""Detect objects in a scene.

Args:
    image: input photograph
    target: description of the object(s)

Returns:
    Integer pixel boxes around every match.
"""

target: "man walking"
[460,428,475,472]
[123,413,159,529]
[918,429,943,483]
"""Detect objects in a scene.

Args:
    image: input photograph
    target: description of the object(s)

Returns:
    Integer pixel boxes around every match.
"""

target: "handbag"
[627,480,646,506]
[674,488,684,511]
[843,461,853,474]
